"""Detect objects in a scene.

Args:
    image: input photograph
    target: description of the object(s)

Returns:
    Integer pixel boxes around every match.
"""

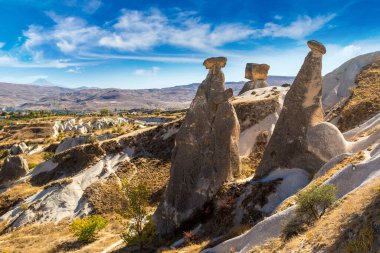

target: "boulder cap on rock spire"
[203,56,227,69]
[307,40,326,55]
[245,63,270,81]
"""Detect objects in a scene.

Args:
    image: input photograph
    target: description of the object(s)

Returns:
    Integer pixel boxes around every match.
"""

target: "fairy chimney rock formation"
[154,56,240,237]
[255,40,326,177]
[239,63,270,95]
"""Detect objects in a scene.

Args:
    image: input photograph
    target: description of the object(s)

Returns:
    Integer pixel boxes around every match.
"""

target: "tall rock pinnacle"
[153,56,240,237]
[255,40,326,177]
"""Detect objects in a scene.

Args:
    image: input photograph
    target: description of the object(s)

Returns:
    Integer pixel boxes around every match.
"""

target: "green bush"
[43,151,55,160]
[297,184,336,220]
[100,108,110,116]
[70,215,108,242]
[282,184,336,239]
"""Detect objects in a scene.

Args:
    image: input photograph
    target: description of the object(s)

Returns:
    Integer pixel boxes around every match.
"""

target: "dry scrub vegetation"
[337,58,380,131]
[249,178,380,253]
[275,151,365,213]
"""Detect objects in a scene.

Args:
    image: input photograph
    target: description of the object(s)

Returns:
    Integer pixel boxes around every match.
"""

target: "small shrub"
[20,203,29,211]
[100,108,110,116]
[70,215,108,242]
[87,135,98,144]
[28,163,37,170]
[297,184,337,220]
[43,151,54,160]
[56,132,65,141]
[282,184,336,239]
[120,180,156,252]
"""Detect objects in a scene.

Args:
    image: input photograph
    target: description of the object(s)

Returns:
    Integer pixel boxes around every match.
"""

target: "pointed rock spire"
[255,40,326,177]
[153,56,240,237]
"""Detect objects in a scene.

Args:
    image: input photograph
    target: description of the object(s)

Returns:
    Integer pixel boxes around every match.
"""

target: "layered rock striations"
[238,63,270,95]
[255,41,326,177]
[154,57,240,237]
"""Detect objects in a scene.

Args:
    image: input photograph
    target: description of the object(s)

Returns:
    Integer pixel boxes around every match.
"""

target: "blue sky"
[0,0,379,88]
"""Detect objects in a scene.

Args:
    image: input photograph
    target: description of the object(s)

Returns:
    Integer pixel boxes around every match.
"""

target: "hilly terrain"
[0,76,294,111]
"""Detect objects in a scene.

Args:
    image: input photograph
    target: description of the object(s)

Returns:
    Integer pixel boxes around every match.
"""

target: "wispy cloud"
[259,14,336,39]
[134,66,160,76]
[64,0,102,14]
[0,42,5,49]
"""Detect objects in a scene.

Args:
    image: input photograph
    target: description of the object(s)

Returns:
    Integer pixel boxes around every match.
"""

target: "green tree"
[100,108,110,116]
[120,180,156,252]
[296,184,337,220]
[282,184,337,239]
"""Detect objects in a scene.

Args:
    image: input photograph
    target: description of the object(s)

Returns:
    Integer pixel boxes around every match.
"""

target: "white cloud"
[83,0,102,14]
[0,42,5,48]
[134,66,160,76]
[8,10,337,71]
[0,53,82,69]
[23,12,103,55]
[259,14,336,39]
[67,66,81,73]
[22,10,333,57]
[274,15,283,20]
[79,52,203,63]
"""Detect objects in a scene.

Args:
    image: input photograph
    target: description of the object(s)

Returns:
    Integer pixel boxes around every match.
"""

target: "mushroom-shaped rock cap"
[203,57,227,69]
[307,40,326,55]
[245,63,270,80]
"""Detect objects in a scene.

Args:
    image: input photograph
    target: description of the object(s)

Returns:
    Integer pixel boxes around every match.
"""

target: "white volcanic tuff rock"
[208,149,380,253]
[207,113,380,253]
[322,51,380,110]
[306,120,380,162]
[0,120,181,227]
[55,133,114,154]
[342,112,380,140]
[53,117,129,137]
[1,153,128,227]
[234,87,288,157]
[204,206,297,253]
[233,168,309,225]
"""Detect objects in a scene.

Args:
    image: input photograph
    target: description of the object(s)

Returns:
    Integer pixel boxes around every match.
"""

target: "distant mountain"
[30,78,56,87]
[0,76,294,111]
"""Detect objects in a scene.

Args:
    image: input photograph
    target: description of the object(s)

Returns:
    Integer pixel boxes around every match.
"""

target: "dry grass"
[350,124,380,141]
[249,177,380,253]
[25,151,45,169]
[0,214,125,253]
[275,151,365,213]
[0,182,41,216]
[239,131,268,179]
[160,240,211,253]
[337,58,380,132]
